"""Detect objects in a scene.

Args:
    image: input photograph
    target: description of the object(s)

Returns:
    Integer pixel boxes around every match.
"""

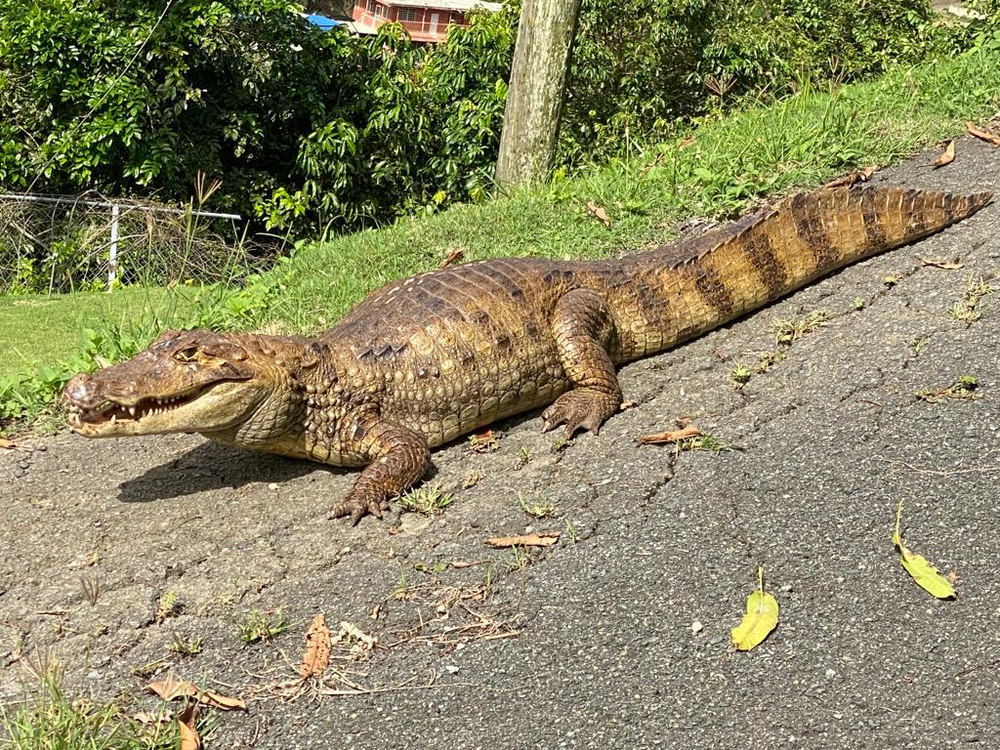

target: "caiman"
[63,185,992,523]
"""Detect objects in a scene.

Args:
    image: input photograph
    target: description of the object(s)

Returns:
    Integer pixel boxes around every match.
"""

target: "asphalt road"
[2,139,999,749]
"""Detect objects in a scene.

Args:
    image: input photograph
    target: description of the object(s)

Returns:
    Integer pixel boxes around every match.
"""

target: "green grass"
[2,45,1000,427]
[0,288,184,379]
[399,484,456,515]
[0,677,210,750]
[235,608,292,644]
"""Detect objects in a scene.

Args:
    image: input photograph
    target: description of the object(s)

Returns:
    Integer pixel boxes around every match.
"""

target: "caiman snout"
[63,372,98,408]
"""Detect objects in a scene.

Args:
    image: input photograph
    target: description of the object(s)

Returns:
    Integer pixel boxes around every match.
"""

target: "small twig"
[439,248,464,268]
[857,398,884,408]
[879,453,1000,477]
[953,659,1000,679]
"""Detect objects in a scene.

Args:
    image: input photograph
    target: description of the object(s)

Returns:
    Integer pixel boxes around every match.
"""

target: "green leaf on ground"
[731,567,779,651]
[893,500,956,600]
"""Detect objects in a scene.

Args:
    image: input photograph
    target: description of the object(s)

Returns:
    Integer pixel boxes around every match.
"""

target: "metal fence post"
[108,203,120,291]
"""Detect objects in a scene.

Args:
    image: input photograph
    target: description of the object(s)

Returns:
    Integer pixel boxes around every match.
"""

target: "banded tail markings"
[860,186,890,250]
[788,191,840,268]
[604,184,991,362]
[743,226,788,300]
[693,264,736,318]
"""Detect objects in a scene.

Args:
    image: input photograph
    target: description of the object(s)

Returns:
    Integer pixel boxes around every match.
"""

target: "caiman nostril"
[62,373,95,405]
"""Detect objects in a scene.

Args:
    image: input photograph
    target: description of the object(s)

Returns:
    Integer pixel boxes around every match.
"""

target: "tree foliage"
[562,0,976,161]
[0,1,513,234]
[0,0,987,242]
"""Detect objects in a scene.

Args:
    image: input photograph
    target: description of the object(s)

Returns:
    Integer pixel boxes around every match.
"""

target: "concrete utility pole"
[494,0,581,188]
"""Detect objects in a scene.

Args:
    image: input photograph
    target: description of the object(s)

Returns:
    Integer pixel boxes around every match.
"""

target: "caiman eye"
[174,346,199,362]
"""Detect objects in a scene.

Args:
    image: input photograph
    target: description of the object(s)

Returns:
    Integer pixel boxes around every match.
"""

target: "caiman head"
[63,329,321,444]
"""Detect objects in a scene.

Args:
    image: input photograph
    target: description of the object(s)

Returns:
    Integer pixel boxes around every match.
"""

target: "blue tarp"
[302,13,342,31]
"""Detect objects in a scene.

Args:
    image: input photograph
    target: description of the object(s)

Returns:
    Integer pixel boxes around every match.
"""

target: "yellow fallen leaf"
[893,500,956,600]
[731,567,779,651]
[932,140,955,169]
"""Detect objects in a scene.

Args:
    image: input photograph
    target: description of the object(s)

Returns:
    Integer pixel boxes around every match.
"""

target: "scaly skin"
[63,185,993,523]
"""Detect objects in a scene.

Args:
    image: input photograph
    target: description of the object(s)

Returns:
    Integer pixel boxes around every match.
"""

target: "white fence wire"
[0,193,260,294]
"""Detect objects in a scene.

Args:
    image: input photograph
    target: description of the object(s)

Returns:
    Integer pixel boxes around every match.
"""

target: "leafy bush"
[0,1,513,237]
[0,0,985,244]
[562,0,971,161]
[256,12,516,233]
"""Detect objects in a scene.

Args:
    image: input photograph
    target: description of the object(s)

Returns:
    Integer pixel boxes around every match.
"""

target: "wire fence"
[0,192,276,294]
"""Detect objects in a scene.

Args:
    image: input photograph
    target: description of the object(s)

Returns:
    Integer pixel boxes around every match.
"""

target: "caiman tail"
[614,185,993,361]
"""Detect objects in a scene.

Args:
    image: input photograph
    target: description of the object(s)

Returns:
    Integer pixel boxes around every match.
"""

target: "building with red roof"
[351,0,502,43]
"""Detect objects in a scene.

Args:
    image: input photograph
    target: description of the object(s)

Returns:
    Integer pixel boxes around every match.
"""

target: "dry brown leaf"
[439,247,465,268]
[932,140,955,168]
[299,613,332,679]
[919,257,965,270]
[486,532,560,548]
[450,559,489,569]
[0,438,15,450]
[468,429,499,453]
[966,121,1000,147]
[823,166,877,188]
[145,675,246,711]
[177,703,200,750]
[636,425,702,445]
[679,136,697,150]
[586,201,611,227]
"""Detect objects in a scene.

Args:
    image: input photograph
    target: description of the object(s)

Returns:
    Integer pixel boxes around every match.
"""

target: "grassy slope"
[0,46,998,410]
[267,46,1000,334]
[0,287,197,378]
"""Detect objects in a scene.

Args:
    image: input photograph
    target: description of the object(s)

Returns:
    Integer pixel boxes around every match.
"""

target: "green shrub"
[562,0,972,161]
[256,12,516,233]
[0,1,514,237]
[0,0,988,245]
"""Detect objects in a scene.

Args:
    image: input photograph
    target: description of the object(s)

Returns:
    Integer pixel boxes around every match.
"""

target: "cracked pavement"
[2,139,999,749]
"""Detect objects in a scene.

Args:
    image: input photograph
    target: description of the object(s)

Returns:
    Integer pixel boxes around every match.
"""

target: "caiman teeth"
[74,387,206,425]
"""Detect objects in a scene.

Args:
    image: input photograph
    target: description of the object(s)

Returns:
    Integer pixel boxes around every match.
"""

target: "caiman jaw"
[61,329,294,439]
[66,385,213,435]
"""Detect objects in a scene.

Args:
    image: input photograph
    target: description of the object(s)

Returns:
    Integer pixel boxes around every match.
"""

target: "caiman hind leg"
[541,288,623,437]
[329,414,431,525]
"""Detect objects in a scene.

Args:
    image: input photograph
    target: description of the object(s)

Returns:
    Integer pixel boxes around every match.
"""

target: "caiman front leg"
[541,288,623,437]
[329,413,431,525]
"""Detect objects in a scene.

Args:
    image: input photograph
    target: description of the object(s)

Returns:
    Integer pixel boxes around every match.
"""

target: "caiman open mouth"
[66,386,209,427]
